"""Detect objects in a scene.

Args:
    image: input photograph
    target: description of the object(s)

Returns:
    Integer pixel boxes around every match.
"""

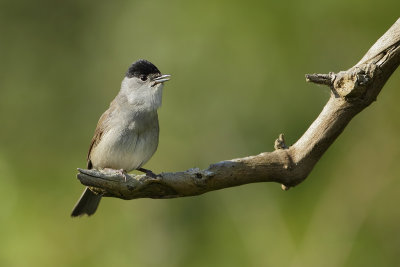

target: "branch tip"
[305,73,335,87]
[281,184,290,191]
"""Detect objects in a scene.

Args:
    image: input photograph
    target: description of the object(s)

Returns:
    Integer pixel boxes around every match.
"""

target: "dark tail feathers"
[71,187,102,217]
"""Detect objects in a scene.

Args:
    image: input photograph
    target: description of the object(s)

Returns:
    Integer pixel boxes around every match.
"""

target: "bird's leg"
[137,168,158,178]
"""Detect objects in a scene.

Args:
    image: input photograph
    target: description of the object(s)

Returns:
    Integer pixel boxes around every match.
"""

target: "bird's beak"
[153,74,171,85]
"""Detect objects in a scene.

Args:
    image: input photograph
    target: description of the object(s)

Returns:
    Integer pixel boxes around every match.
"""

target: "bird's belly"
[90,126,159,172]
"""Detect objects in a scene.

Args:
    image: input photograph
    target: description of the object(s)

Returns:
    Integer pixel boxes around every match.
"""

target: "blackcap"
[71,59,170,217]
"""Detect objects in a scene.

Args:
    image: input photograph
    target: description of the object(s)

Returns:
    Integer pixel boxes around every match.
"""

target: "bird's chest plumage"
[89,111,159,172]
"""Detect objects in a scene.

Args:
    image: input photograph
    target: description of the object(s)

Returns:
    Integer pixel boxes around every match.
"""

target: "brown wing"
[87,127,104,169]
[86,102,116,169]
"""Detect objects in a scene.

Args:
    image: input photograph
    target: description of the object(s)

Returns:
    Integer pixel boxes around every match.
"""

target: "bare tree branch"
[76,18,400,200]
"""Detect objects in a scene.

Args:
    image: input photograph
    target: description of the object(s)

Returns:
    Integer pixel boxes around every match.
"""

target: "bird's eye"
[141,76,148,81]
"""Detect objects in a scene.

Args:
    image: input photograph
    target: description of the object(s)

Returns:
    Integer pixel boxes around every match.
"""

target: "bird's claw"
[117,169,128,182]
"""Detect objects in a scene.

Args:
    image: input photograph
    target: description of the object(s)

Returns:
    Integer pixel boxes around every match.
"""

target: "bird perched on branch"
[71,59,171,217]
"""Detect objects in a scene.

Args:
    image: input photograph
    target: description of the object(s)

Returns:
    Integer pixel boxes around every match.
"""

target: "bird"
[71,59,170,217]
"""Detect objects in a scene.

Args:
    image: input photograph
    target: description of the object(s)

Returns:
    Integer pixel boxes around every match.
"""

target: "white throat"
[120,77,163,112]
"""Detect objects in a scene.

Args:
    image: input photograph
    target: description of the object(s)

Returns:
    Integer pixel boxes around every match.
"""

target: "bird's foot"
[117,169,128,182]
[103,168,128,182]
[137,168,158,178]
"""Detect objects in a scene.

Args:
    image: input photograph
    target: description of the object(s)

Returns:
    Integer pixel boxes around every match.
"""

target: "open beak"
[153,74,171,85]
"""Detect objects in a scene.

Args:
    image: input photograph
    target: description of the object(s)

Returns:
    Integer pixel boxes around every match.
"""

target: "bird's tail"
[71,187,102,217]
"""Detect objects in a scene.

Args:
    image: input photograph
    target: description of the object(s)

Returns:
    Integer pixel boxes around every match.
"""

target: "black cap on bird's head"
[126,59,161,78]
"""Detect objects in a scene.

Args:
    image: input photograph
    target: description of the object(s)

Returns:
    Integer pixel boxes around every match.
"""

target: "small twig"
[274,133,288,150]
[305,73,335,87]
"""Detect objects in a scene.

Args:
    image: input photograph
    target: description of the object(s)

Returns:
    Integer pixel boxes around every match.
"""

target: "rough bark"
[77,18,400,200]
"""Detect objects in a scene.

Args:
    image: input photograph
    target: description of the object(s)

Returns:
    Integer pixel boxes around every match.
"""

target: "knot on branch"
[333,64,377,100]
[273,133,293,191]
[306,63,380,102]
[274,133,288,150]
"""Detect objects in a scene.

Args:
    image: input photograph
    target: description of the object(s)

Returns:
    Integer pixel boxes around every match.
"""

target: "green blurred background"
[1,0,400,266]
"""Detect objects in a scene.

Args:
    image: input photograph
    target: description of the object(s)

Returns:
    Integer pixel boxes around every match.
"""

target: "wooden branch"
[77,18,400,200]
